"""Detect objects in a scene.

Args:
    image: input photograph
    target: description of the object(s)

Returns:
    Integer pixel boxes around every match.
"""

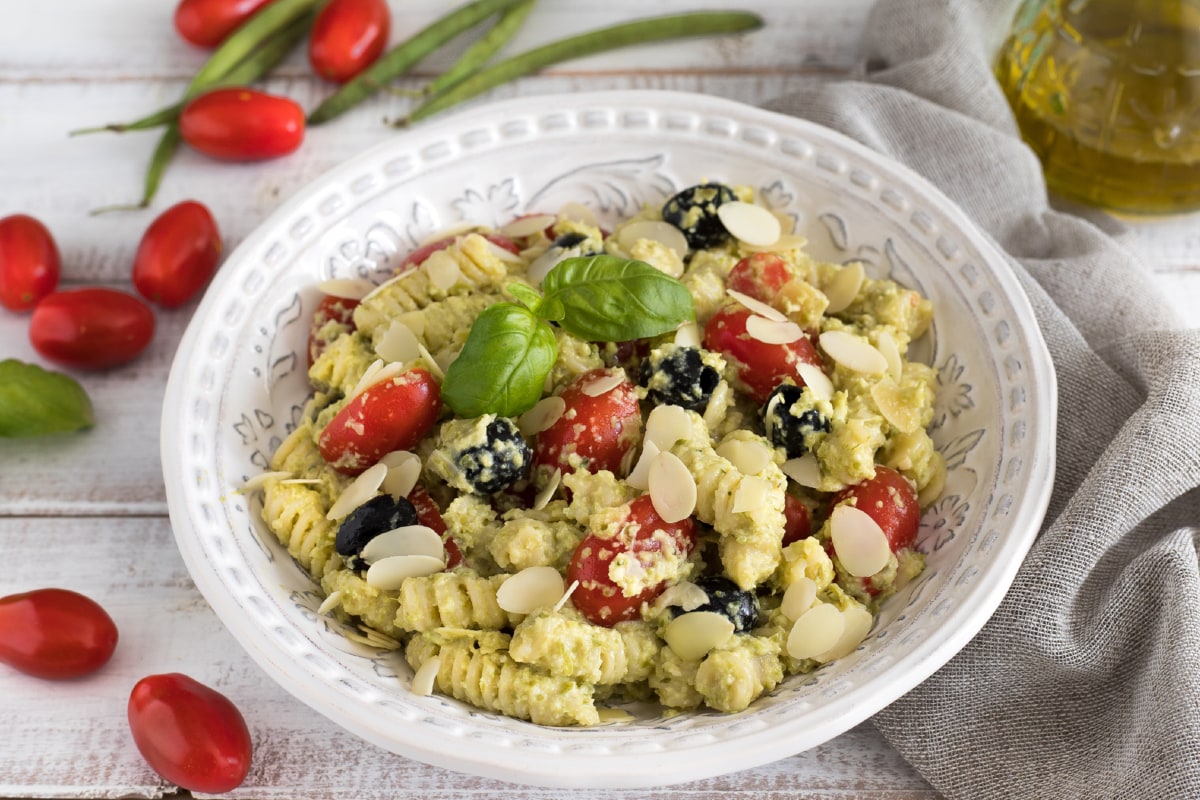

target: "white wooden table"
[2,2,1198,798]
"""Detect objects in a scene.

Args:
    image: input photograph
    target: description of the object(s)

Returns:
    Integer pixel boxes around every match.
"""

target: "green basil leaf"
[507,282,543,312]
[0,359,94,437]
[441,303,558,418]
[541,255,695,342]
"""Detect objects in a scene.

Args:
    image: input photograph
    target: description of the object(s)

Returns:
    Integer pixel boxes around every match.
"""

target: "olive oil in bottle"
[996,0,1200,214]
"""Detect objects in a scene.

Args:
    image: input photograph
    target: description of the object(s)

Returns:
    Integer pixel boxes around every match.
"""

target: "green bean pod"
[422,0,538,99]
[188,0,325,94]
[308,0,531,125]
[403,11,764,125]
[90,125,182,214]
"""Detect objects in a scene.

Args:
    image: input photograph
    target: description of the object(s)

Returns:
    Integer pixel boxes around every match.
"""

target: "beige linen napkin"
[766,1,1200,797]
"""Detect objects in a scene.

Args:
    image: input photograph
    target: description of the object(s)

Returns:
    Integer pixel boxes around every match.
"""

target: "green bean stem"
[71,12,315,136]
[188,0,325,94]
[423,0,538,98]
[89,125,182,214]
[403,11,764,125]
[308,0,531,125]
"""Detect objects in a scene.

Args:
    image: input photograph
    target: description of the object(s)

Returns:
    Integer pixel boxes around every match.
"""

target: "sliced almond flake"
[552,579,579,613]
[783,454,822,489]
[625,439,660,492]
[740,232,808,254]
[351,361,407,399]
[424,250,463,293]
[746,315,804,345]
[500,213,557,239]
[814,603,874,663]
[876,330,903,382]
[581,371,624,397]
[349,358,384,397]
[326,462,388,520]
[786,603,845,660]
[496,566,566,615]
[316,590,343,616]
[558,201,597,228]
[830,504,892,577]
[650,581,709,615]
[411,656,441,696]
[717,201,781,247]
[242,470,292,493]
[280,478,322,485]
[644,405,693,452]
[483,238,524,263]
[596,707,635,724]
[663,611,735,662]
[361,524,445,564]
[648,451,698,523]
[731,475,771,514]
[318,278,376,300]
[674,321,702,349]
[781,577,817,621]
[821,262,865,315]
[365,554,445,590]
[819,330,888,375]
[527,245,578,285]
[417,343,445,381]
[871,378,923,433]
[518,396,566,437]
[618,442,638,477]
[533,468,561,511]
[617,220,689,260]
[726,288,787,322]
[376,320,423,365]
[380,450,421,499]
[716,438,771,476]
[702,381,733,430]
[797,362,834,402]
[397,310,426,339]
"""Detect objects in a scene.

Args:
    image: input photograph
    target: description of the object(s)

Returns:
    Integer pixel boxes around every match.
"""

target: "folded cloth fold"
[765,1,1200,798]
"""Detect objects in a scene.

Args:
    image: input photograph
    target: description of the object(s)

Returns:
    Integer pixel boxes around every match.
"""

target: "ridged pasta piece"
[353,233,512,335]
[488,517,584,572]
[561,470,635,527]
[308,331,375,396]
[681,248,737,323]
[374,292,499,356]
[394,571,521,632]
[694,635,784,713]
[649,644,703,710]
[509,610,657,685]
[405,631,600,726]
[261,479,338,578]
[321,568,404,639]
[546,328,605,392]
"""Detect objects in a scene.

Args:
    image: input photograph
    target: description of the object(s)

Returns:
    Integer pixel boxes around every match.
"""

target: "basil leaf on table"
[0,359,94,437]
[441,303,558,418]
[541,255,695,341]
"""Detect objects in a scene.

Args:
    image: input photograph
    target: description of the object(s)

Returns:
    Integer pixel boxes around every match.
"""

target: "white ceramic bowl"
[162,90,1055,789]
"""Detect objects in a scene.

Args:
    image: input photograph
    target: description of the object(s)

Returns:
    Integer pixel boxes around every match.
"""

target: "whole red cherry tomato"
[128,673,253,793]
[179,88,304,161]
[832,466,921,552]
[132,200,222,308]
[30,288,155,369]
[0,588,118,680]
[308,0,391,83]
[703,303,824,404]
[532,367,641,480]
[174,0,276,48]
[0,214,60,312]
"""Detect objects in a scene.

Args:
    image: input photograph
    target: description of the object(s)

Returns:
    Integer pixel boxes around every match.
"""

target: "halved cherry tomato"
[407,483,463,569]
[0,588,118,680]
[174,0,276,48]
[132,200,222,308]
[318,368,441,475]
[308,0,390,83]
[532,367,641,479]
[307,294,359,367]
[703,303,823,403]
[399,232,520,272]
[832,466,920,552]
[179,88,304,161]
[782,493,812,547]
[567,495,697,626]
[128,672,253,794]
[30,288,155,370]
[0,214,60,312]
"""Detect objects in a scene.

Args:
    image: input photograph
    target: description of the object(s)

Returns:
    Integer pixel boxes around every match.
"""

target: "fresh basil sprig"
[441,256,695,418]
[0,359,95,437]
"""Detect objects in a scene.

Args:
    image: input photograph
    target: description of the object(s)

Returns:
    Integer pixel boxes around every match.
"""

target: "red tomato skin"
[308,0,390,83]
[726,252,795,303]
[174,0,275,48]
[132,201,222,308]
[307,294,359,367]
[0,589,118,680]
[0,214,60,311]
[399,232,519,272]
[128,673,253,794]
[782,494,812,547]
[533,368,641,478]
[179,88,304,161]
[833,466,921,552]
[318,368,442,475]
[407,483,463,568]
[702,303,823,404]
[567,495,696,627]
[30,288,155,370]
